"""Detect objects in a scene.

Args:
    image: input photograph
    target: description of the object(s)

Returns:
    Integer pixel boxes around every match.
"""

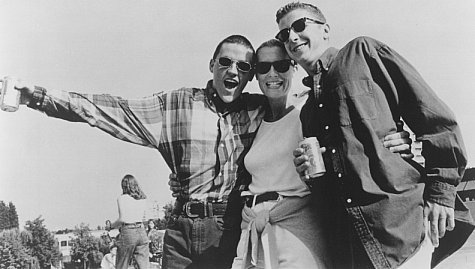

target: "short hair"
[212,35,256,64]
[256,39,287,59]
[276,2,326,24]
[121,174,147,200]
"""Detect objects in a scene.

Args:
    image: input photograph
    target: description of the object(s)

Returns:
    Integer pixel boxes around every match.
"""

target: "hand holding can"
[298,137,326,178]
[0,76,20,112]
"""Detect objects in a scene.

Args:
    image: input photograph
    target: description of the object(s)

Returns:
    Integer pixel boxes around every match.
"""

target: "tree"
[155,201,175,230]
[24,216,62,268]
[0,201,7,230]
[0,201,19,230]
[70,223,102,269]
[0,229,39,269]
[8,202,19,229]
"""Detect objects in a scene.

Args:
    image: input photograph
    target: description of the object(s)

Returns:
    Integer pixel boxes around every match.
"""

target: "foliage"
[154,201,175,230]
[70,223,102,268]
[0,201,19,231]
[24,216,62,268]
[97,234,113,256]
[7,203,19,230]
[0,229,39,269]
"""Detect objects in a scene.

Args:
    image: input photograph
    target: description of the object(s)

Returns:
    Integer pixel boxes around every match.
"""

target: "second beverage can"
[298,137,326,178]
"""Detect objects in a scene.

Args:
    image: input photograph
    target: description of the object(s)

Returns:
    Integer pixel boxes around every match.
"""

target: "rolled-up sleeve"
[27,86,164,148]
[372,39,467,207]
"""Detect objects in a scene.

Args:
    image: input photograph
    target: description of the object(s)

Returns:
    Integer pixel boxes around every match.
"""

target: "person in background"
[101,245,117,269]
[147,219,162,264]
[108,174,149,269]
[279,2,472,268]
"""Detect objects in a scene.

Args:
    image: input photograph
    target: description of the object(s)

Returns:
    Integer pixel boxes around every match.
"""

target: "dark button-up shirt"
[300,37,467,268]
[28,80,266,202]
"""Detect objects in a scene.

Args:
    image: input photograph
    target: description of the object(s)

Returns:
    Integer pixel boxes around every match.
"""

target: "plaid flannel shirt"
[28,80,266,202]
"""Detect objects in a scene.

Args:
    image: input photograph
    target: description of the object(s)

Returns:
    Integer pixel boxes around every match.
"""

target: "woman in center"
[231,39,332,269]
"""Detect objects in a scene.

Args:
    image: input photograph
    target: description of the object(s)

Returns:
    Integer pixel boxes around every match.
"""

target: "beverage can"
[0,76,20,112]
[298,137,326,178]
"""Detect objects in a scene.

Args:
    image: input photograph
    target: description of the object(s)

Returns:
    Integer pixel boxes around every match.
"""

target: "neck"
[213,95,235,114]
[265,96,293,122]
[302,62,318,76]
[301,45,329,76]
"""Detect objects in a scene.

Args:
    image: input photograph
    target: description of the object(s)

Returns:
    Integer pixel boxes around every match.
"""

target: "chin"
[221,96,236,103]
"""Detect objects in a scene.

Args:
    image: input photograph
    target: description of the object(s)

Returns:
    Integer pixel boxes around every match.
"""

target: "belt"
[122,222,144,228]
[243,192,280,208]
[180,201,228,218]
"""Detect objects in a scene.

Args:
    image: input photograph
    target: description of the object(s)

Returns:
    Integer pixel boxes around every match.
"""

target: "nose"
[268,65,278,76]
[227,62,239,75]
[288,28,299,42]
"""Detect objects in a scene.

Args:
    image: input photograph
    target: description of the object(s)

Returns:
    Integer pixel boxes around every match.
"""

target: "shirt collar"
[302,47,339,88]
[205,80,245,115]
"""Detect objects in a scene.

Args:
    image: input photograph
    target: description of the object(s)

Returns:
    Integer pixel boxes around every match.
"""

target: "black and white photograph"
[1,0,475,268]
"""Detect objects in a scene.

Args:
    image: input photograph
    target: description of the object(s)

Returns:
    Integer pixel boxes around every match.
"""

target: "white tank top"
[245,107,310,196]
[117,194,147,223]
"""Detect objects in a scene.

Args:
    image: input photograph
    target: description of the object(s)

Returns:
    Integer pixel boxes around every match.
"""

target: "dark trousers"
[162,197,242,269]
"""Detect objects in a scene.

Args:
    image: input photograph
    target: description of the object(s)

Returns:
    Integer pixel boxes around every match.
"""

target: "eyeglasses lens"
[276,17,317,43]
[256,60,292,74]
[218,57,251,72]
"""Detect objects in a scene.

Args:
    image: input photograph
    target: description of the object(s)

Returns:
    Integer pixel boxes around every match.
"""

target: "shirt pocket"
[333,80,377,126]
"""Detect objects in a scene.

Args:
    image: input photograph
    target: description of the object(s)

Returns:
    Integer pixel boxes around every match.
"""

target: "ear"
[209,59,215,73]
[323,24,330,40]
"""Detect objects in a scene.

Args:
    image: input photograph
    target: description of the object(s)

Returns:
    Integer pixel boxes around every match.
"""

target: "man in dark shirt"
[278,2,471,268]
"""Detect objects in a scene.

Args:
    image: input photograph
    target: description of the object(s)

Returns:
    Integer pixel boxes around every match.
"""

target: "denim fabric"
[300,37,467,268]
[162,215,241,269]
[162,194,243,269]
[116,226,150,269]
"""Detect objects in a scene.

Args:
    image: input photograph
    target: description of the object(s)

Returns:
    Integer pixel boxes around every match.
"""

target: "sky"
[1,0,475,231]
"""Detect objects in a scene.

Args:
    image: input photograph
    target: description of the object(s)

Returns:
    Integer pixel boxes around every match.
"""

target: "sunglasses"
[275,17,325,43]
[255,59,295,74]
[217,57,252,73]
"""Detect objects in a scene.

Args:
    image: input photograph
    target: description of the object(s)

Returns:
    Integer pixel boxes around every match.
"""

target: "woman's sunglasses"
[275,17,325,43]
[217,57,252,73]
[255,59,295,74]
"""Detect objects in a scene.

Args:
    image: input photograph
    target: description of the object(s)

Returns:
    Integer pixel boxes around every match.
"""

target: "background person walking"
[108,175,149,269]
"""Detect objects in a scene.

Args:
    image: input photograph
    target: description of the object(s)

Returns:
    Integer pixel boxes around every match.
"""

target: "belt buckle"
[184,201,204,218]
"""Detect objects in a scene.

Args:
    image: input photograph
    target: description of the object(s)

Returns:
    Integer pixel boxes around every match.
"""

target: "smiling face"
[278,9,329,73]
[256,46,295,100]
[210,43,254,103]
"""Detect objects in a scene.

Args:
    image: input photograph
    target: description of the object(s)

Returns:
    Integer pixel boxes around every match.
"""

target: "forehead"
[278,9,315,29]
[257,46,289,62]
[216,43,254,62]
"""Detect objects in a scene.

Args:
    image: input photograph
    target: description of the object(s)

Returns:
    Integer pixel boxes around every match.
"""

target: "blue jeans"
[116,225,150,269]
[162,199,242,269]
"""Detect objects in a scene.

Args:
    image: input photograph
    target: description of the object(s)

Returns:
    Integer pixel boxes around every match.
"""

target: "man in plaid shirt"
[13,34,411,268]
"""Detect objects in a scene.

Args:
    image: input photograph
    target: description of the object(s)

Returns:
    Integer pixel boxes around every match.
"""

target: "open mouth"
[266,81,283,88]
[292,42,308,52]
[224,79,239,89]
